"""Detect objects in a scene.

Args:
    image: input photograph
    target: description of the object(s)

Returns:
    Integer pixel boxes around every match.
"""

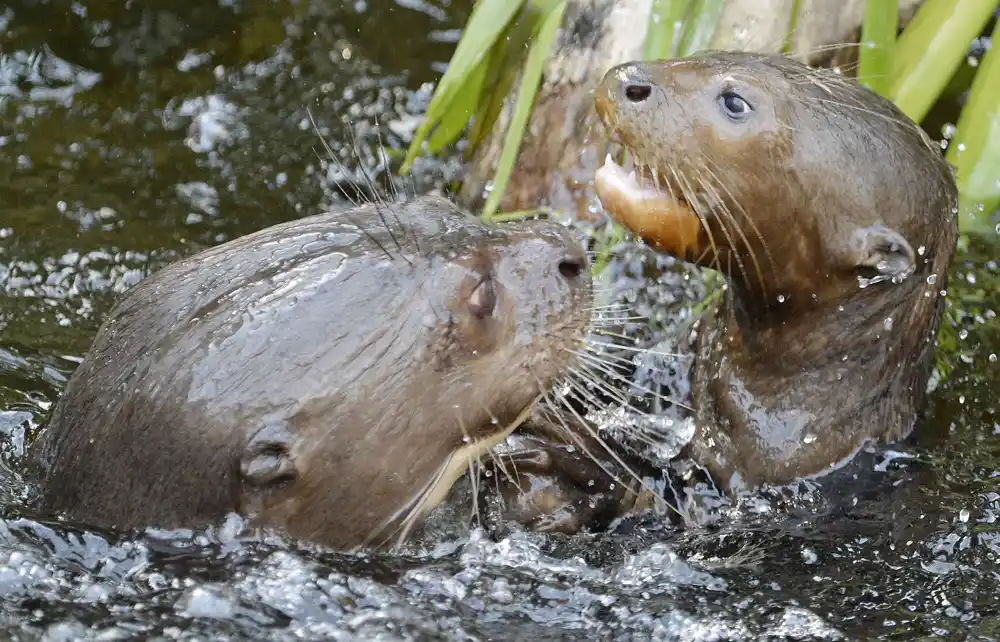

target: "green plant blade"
[676,0,725,56]
[890,0,997,124]
[467,8,539,154]
[857,0,899,97]
[482,0,567,221]
[644,0,692,60]
[426,54,489,154]
[401,0,528,173]
[782,0,802,54]
[946,18,1000,235]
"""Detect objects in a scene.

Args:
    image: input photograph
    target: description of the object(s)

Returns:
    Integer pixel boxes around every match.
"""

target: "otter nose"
[614,63,654,102]
[596,62,654,122]
[557,254,586,282]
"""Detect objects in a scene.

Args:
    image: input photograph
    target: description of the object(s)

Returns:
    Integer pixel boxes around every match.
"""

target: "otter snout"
[596,62,658,126]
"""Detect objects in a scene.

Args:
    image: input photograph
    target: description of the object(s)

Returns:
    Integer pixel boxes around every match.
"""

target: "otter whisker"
[371,112,426,257]
[584,339,692,359]
[800,95,914,130]
[306,108,403,265]
[339,115,420,266]
[694,162,770,301]
[487,445,520,492]
[306,107,366,207]
[577,345,688,373]
[524,366,654,496]
[586,309,643,320]
[457,413,484,531]
[588,327,653,345]
[587,314,652,325]
[544,387,677,517]
[666,165,722,276]
[674,163,755,299]
[538,389,647,491]
[566,363,687,428]
[698,155,775,278]
[569,357,693,412]
[559,371,670,453]
[371,112,400,205]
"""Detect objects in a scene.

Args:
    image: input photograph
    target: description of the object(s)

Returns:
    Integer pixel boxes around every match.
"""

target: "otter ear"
[851,223,915,278]
[241,421,298,486]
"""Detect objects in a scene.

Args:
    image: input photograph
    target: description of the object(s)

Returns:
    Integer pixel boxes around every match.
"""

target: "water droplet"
[917,245,926,256]
[776,294,786,303]
[926,274,937,285]
[967,273,977,285]
[959,329,968,340]
[803,434,816,444]
[883,317,893,331]
[941,123,957,139]
[959,508,970,522]
[989,353,997,363]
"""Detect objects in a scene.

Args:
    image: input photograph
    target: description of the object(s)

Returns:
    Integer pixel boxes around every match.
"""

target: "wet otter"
[29,195,592,551]
[593,51,959,490]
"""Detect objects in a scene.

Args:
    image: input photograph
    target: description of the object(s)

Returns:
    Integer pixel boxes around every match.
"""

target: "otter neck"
[688,268,946,489]
[722,271,940,372]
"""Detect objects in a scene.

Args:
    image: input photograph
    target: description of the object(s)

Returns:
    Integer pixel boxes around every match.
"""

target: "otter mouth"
[594,153,705,261]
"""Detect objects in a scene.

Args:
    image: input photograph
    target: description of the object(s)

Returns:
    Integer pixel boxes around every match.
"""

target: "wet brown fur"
[30,195,593,550]
[595,51,959,489]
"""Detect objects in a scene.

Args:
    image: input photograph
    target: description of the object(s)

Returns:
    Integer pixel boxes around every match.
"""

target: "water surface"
[2,2,1000,640]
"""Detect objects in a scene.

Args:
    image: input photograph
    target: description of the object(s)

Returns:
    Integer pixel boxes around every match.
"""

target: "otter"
[29,194,593,551]
[593,51,959,491]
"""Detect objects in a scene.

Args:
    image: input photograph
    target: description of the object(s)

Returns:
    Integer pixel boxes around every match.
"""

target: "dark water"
[2,1,1000,640]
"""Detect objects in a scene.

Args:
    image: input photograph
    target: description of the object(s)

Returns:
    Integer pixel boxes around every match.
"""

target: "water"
[3,1,1000,639]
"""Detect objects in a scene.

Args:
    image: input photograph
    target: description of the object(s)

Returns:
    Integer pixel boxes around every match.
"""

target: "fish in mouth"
[594,153,705,262]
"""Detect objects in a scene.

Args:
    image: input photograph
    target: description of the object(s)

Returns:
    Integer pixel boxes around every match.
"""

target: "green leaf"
[946,18,1000,235]
[782,0,803,54]
[857,0,899,97]
[890,0,997,124]
[482,0,568,222]
[644,0,691,60]
[426,54,489,154]
[468,8,539,154]
[400,0,528,173]
[676,0,725,57]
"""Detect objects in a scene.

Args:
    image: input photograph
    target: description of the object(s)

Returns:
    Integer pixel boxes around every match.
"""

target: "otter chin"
[29,194,593,552]
[593,51,959,491]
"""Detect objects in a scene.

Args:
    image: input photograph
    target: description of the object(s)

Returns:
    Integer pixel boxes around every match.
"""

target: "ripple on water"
[1,0,1000,640]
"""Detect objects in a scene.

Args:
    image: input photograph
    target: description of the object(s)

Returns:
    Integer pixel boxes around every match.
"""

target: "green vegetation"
[399,0,567,222]
[402,0,999,239]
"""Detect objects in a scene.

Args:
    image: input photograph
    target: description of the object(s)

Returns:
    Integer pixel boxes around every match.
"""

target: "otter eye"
[468,278,496,319]
[719,91,752,121]
[624,82,652,103]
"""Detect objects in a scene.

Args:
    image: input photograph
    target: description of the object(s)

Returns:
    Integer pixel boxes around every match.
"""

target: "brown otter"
[29,194,592,551]
[593,51,959,491]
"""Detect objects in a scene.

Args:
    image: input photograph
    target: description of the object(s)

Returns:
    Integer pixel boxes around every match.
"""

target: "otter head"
[244,197,593,550]
[594,50,958,352]
[593,51,959,488]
